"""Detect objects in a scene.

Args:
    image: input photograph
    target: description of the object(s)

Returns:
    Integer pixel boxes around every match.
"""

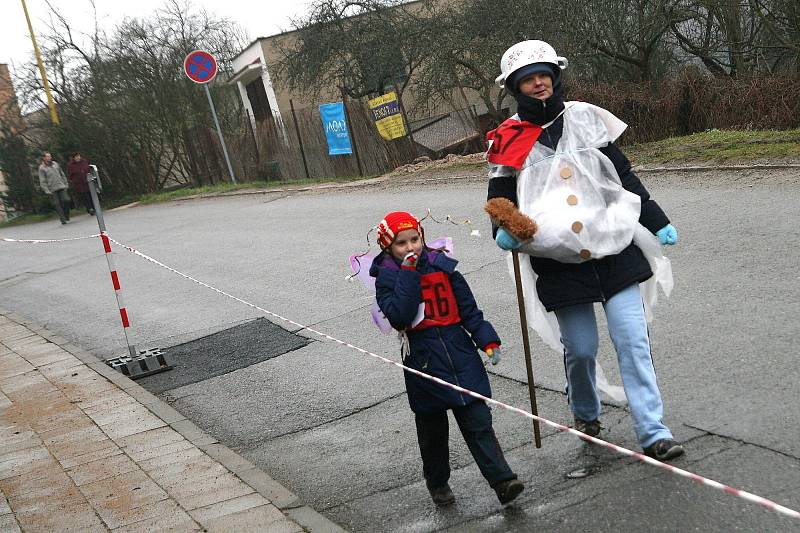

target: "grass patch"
[626,128,800,165]
[0,212,57,228]
[137,175,375,205]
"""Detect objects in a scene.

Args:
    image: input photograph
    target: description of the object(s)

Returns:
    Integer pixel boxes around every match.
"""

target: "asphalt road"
[1,169,799,532]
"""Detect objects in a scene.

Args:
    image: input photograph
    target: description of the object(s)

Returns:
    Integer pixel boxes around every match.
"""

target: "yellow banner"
[367,91,407,141]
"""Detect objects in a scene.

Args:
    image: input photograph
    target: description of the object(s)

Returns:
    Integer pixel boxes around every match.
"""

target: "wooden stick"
[511,249,542,448]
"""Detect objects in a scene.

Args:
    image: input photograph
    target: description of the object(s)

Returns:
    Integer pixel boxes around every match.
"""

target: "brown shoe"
[643,439,685,462]
[573,416,601,437]
[428,484,455,506]
[494,478,524,504]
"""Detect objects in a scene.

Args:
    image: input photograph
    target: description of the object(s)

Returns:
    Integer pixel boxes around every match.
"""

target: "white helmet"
[495,40,568,89]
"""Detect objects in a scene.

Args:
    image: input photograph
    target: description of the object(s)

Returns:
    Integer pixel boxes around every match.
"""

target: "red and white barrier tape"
[2,232,134,348]
[105,236,799,521]
[2,234,101,244]
[4,233,799,520]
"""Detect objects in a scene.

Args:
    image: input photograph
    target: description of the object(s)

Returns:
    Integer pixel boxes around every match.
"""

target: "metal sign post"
[184,50,237,184]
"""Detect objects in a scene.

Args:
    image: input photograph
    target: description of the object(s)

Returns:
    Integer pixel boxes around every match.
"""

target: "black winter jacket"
[487,114,671,311]
[370,250,500,414]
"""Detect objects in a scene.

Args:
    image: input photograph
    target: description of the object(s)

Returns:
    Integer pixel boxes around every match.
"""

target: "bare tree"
[276,0,428,100]
[748,0,800,73]
[566,0,680,81]
[667,0,764,77]
[13,0,248,199]
[411,0,571,123]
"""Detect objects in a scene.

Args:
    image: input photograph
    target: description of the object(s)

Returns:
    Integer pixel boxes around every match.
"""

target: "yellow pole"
[20,0,60,125]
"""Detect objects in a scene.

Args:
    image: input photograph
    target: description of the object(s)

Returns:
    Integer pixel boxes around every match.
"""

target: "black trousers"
[414,400,516,489]
[78,191,94,212]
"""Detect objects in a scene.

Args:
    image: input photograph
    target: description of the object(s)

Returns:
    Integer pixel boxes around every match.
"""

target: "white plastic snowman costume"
[490,41,674,401]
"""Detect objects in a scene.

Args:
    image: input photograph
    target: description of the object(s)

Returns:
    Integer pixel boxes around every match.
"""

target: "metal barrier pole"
[290,99,311,180]
[339,91,364,177]
[87,165,137,357]
[393,82,416,147]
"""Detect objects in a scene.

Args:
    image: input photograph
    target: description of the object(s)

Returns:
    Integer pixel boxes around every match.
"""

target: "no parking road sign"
[183,49,236,183]
[184,50,218,84]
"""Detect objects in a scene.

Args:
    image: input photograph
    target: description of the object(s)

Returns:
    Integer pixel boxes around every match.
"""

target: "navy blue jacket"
[487,115,671,311]
[370,250,500,414]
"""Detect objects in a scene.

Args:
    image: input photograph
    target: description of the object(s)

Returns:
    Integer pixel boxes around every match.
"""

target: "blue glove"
[484,346,502,365]
[656,224,678,245]
[495,228,521,250]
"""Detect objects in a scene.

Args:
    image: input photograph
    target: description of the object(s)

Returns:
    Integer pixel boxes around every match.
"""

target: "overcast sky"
[1,0,312,73]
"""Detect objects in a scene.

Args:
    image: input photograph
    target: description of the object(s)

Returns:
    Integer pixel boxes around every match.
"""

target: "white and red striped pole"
[88,166,137,357]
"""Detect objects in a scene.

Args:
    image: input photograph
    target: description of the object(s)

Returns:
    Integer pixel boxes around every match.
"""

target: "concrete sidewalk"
[0,310,345,532]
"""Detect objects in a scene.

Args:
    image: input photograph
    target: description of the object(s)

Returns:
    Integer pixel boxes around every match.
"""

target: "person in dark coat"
[488,40,684,462]
[369,211,523,506]
[66,152,94,215]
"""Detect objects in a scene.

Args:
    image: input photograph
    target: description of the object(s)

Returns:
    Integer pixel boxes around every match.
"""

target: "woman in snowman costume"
[486,40,684,461]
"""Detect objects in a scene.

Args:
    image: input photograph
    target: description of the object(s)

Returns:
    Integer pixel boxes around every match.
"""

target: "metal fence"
[186,97,486,184]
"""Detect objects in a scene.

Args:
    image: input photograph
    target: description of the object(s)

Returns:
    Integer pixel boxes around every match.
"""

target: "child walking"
[369,211,524,506]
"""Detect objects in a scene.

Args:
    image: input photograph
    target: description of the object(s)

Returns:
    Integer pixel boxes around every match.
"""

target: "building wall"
[228,0,484,121]
[0,63,24,221]
[230,39,292,144]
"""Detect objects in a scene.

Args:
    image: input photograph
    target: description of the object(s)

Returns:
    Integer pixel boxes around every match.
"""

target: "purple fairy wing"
[349,253,377,290]
[427,236,454,257]
[371,303,394,334]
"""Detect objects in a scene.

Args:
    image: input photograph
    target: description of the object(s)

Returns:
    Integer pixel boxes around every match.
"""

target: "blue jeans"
[554,283,673,448]
[414,400,516,488]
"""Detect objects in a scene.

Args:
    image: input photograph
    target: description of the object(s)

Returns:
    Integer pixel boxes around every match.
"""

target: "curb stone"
[161,162,800,204]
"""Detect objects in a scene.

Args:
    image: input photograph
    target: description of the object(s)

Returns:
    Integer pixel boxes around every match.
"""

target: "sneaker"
[428,484,455,506]
[573,416,601,437]
[494,478,524,505]
[60,220,67,225]
[643,439,685,461]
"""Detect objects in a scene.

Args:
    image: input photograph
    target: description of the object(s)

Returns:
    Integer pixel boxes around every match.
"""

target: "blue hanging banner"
[319,102,353,156]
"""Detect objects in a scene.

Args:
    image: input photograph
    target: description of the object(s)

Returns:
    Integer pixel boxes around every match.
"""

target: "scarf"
[514,84,565,126]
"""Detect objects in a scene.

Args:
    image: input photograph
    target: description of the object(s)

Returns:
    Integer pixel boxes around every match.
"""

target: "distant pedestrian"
[38,152,70,224]
[67,152,95,215]
[369,211,524,507]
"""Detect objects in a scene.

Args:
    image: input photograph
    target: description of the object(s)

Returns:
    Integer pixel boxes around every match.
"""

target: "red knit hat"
[376,211,421,249]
